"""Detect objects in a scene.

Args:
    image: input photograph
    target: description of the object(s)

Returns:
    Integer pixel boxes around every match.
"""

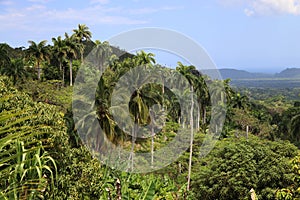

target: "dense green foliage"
[192,136,298,199]
[1,24,300,199]
[0,76,66,199]
[0,77,182,199]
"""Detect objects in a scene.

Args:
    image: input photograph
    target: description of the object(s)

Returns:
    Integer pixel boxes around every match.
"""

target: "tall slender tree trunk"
[131,131,135,172]
[59,62,64,86]
[101,53,105,73]
[151,122,154,168]
[162,79,165,127]
[99,57,103,74]
[203,106,207,124]
[130,116,138,172]
[250,188,257,200]
[59,61,62,71]
[62,65,65,86]
[197,102,200,130]
[246,125,249,141]
[187,86,194,191]
[69,58,73,86]
[80,45,84,63]
[37,61,41,80]
[150,104,155,168]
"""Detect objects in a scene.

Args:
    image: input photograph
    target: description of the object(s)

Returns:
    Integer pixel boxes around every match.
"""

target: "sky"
[1,0,300,73]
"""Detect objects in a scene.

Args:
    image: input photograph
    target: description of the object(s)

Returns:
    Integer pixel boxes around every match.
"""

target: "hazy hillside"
[218,68,272,79]
[217,68,300,80]
[275,68,300,79]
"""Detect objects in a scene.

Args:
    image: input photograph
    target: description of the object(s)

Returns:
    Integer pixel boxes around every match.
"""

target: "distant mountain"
[213,68,300,80]
[275,68,300,79]
[218,68,272,79]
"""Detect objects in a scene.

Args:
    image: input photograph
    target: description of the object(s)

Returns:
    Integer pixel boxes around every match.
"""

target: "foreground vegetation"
[1,24,300,199]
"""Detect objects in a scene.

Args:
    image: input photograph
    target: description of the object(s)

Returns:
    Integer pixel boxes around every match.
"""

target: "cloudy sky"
[1,0,300,73]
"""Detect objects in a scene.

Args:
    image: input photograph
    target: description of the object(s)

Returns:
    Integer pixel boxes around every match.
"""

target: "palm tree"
[0,43,11,68]
[72,24,92,62]
[26,40,49,80]
[93,40,112,73]
[128,84,150,171]
[1,58,27,85]
[193,72,209,127]
[176,62,197,191]
[64,33,82,86]
[52,36,67,84]
[135,50,156,66]
[210,80,227,106]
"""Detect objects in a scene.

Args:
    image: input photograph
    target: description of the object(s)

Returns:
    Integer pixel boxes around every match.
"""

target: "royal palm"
[64,33,82,86]
[52,36,67,84]
[72,24,92,62]
[26,40,49,80]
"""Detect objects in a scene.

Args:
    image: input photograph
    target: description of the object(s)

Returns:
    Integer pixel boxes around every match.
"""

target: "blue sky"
[1,0,300,73]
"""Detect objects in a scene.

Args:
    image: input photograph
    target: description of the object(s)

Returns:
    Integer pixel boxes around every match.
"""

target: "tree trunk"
[197,102,200,130]
[162,79,165,127]
[80,46,84,63]
[187,86,194,191]
[203,106,206,124]
[69,58,73,86]
[250,188,258,200]
[59,62,64,86]
[62,66,65,86]
[246,125,249,141]
[100,53,104,73]
[59,61,62,71]
[130,116,138,171]
[151,125,154,168]
[37,61,41,80]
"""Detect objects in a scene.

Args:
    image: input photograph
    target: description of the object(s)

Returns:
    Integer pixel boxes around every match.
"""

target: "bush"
[191,136,298,200]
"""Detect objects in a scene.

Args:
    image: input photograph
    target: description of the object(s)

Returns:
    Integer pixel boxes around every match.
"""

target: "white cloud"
[27,0,50,3]
[220,0,300,16]
[244,8,255,16]
[128,7,161,15]
[0,1,182,45]
[25,4,46,11]
[128,6,181,15]
[0,3,147,33]
[246,0,300,16]
[0,0,14,6]
[90,0,109,5]
[219,0,248,7]
[0,1,182,33]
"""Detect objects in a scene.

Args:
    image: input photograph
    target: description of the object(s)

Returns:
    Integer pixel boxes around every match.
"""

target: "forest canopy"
[1,24,300,199]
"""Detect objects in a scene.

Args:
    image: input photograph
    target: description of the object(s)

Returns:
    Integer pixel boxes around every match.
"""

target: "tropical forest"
[1,24,300,200]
